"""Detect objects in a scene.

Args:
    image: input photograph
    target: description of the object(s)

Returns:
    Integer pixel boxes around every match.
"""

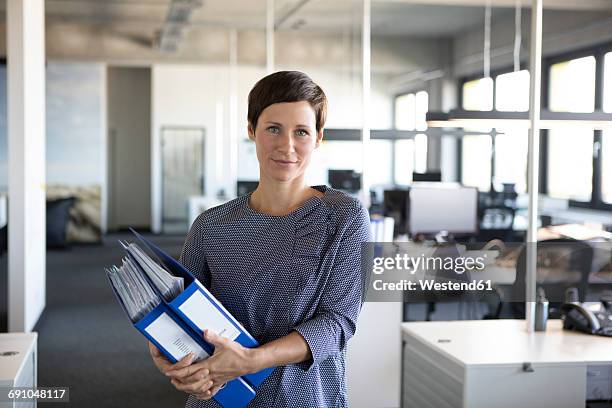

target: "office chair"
[507,238,594,319]
[478,205,516,242]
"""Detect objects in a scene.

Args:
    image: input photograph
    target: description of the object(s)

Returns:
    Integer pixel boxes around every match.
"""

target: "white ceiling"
[35,0,609,38]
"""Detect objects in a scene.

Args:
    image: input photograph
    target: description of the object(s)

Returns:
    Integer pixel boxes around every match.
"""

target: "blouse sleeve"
[178,213,211,289]
[292,201,372,371]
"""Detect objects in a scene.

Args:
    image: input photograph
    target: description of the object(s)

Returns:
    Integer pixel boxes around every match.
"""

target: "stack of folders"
[105,229,274,408]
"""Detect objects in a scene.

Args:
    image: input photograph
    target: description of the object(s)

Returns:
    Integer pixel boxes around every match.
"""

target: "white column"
[526,0,542,332]
[229,29,238,197]
[7,0,46,332]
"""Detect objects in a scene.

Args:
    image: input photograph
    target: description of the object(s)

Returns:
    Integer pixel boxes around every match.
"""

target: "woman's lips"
[272,159,297,165]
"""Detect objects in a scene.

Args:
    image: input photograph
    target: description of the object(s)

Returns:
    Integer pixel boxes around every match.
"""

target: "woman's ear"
[315,129,324,148]
[247,123,256,141]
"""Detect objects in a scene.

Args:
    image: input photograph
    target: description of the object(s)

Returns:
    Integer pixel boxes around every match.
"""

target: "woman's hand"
[149,341,186,375]
[164,329,260,399]
[149,341,217,400]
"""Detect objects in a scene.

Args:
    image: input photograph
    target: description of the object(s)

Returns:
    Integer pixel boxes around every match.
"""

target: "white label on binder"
[145,312,210,362]
[178,291,241,341]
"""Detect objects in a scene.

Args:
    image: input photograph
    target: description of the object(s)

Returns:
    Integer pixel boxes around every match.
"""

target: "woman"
[149,71,371,407]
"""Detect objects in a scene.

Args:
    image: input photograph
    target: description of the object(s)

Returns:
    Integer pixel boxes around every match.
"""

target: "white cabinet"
[347,302,402,408]
[0,333,37,408]
[401,320,611,408]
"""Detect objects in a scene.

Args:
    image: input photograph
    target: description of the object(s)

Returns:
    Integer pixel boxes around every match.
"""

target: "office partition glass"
[549,56,596,113]
[269,0,365,188]
[547,130,593,201]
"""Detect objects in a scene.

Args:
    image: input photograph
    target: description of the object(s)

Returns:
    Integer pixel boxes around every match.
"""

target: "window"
[395,91,428,131]
[462,77,493,111]
[369,140,393,185]
[395,93,415,130]
[414,134,428,173]
[495,70,530,112]
[394,91,429,184]
[603,133,612,204]
[461,135,492,192]
[308,141,362,185]
[394,136,428,185]
[415,91,428,131]
[307,140,393,187]
[547,129,594,201]
[603,52,612,204]
[605,52,612,113]
[549,56,596,113]
[394,140,415,185]
[494,131,528,193]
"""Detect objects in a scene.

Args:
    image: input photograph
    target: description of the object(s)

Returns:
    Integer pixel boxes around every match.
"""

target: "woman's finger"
[164,353,195,375]
[179,368,211,385]
[166,357,206,379]
[171,378,214,394]
[148,341,162,357]
[194,392,213,401]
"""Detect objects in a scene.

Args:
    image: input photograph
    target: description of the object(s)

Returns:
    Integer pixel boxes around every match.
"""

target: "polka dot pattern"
[180,185,372,408]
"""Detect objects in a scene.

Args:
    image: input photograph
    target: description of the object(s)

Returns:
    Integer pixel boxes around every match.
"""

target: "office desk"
[401,320,612,408]
[0,332,37,408]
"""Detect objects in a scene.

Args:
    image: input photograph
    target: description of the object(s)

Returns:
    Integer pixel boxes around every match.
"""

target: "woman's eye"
[267,126,280,134]
[296,129,309,137]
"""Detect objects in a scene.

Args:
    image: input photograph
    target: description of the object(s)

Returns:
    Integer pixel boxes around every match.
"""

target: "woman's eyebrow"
[264,121,282,126]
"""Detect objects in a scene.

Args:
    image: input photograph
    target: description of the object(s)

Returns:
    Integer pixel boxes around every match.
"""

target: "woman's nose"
[276,132,295,153]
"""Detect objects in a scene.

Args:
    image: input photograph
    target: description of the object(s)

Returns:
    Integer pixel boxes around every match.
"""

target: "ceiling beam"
[374,0,612,10]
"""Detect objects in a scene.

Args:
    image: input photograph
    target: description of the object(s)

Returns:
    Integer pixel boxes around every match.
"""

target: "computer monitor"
[328,170,361,192]
[412,172,442,182]
[236,180,258,196]
[409,184,478,236]
[383,189,410,236]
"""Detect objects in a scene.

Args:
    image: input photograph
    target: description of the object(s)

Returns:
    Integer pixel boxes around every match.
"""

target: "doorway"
[161,126,205,233]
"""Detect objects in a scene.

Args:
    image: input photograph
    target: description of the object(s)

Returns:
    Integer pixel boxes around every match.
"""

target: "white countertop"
[0,332,37,383]
[401,319,612,367]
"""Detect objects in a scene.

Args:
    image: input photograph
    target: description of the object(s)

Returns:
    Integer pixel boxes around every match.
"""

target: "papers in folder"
[105,231,273,408]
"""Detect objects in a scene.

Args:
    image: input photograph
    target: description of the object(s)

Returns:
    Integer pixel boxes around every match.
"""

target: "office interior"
[1,0,612,407]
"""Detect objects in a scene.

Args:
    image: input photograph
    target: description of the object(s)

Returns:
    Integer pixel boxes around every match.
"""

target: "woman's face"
[248,101,323,184]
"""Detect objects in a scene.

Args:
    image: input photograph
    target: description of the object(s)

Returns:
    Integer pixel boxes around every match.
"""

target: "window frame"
[393,89,430,184]
[457,41,612,212]
[543,43,611,211]
[458,62,529,192]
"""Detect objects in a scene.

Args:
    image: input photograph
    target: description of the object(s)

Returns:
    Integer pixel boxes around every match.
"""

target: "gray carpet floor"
[1,233,191,408]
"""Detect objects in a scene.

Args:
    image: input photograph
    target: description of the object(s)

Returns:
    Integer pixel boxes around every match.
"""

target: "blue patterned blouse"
[180,185,372,408]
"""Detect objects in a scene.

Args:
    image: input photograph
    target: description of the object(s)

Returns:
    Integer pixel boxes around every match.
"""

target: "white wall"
[107,67,151,230]
[151,64,266,232]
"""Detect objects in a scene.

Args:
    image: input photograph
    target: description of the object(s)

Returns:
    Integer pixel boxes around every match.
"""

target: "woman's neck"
[250,177,322,216]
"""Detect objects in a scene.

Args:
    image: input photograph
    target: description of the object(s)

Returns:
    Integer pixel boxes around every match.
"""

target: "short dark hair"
[247,71,327,132]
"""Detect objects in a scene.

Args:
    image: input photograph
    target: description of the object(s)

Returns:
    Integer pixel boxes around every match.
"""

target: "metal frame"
[542,40,612,211]
[456,40,612,213]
